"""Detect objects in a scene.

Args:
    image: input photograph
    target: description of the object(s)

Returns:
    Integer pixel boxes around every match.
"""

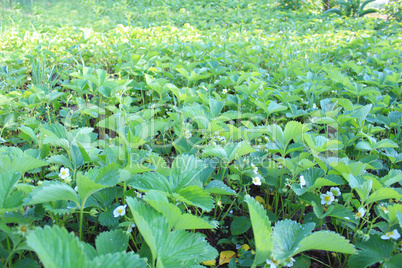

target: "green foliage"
[246,195,355,267]
[126,197,218,267]
[0,0,401,266]
[324,0,378,17]
[384,0,402,21]
[26,225,146,268]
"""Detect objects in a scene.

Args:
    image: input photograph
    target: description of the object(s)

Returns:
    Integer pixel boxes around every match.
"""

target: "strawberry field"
[0,0,401,267]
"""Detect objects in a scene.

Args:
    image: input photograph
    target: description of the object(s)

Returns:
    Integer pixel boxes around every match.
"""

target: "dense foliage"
[0,0,401,267]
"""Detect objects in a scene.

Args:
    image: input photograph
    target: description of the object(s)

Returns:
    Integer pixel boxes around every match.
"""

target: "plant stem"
[79,205,84,241]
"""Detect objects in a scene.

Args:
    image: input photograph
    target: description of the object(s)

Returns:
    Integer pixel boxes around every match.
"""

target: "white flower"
[252,176,261,186]
[300,175,306,188]
[380,204,389,214]
[59,167,70,180]
[253,167,259,174]
[320,191,335,205]
[355,207,365,219]
[127,223,136,233]
[381,229,401,240]
[229,120,235,125]
[313,103,317,109]
[330,187,341,196]
[183,129,192,139]
[74,186,78,192]
[135,191,142,198]
[266,258,278,268]
[113,205,127,218]
[146,90,152,96]
[286,258,296,267]
[222,88,228,94]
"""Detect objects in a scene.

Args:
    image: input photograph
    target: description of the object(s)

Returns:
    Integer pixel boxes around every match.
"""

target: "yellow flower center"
[387,231,394,236]
[61,171,66,175]
[324,195,331,202]
[117,208,123,214]
[380,206,388,212]
[20,226,27,232]
[356,212,361,217]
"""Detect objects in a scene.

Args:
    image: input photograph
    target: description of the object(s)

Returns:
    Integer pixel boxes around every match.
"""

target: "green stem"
[79,205,84,241]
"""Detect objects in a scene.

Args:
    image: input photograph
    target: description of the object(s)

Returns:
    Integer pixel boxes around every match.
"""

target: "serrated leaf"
[95,230,129,255]
[295,231,355,255]
[228,141,255,162]
[77,173,107,205]
[244,195,272,266]
[174,186,214,212]
[24,181,80,206]
[348,236,394,268]
[144,190,214,230]
[129,172,172,193]
[204,180,236,195]
[170,155,204,190]
[18,125,37,144]
[158,230,218,267]
[384,253,402,268]
[230,216,251,235]
[26,225,87,268]
[126,197,168,265]
[98,205,120,227]
[0,171,21,210]
[366,187,402,205]
[354,179,372,203]
[89,252,147,268]
[272,219,315,260]
[47,155,74,170]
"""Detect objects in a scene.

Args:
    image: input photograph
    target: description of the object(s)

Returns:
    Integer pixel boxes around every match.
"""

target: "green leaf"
[202,146,227,159]
[384,253,402,268]
[174,186,214,212]
[284,121,304,147]
[324,8,343,16]
[228,141,255,162]
[47,155,74,170]
[158,230,218,268]
[244,195,272,266]
[89,252,147,268]
[129,172,172,193]
[18,125,37,144]
[126,197,168,265]
[24,181,80,207]
[348,236,394,268]
[295,231,355,255]
[170,155,204,191]
[230,216,251,235]
[98,205,120,227]
[95,230,129,255]
[26,225,87,268]
[144,190,214,230]
[126,196,217,267]
[272,219,315,260]
[366,187,402,205]
[209,98,224,118]
[373,139,398,149]
[0,171,21,210]
[354,179,372,203]
[204,180,236,195]
[77,173,107,206]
